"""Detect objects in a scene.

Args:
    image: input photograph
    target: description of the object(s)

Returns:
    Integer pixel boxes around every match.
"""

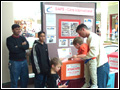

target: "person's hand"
[59,84,68,88]
[68,57,72,60]
[22,41,27,45]
[62,84,68,88]
[72,55,77,58]
[15,45,18,48]
[59,58,65,61]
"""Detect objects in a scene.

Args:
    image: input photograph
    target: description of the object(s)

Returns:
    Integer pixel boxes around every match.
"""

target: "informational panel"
[108,52,118,70]
[42,2,96,59]
[59,19,80,38]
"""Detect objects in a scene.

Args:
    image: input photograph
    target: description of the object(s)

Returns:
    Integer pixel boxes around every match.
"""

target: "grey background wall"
[42,2,96,59]
[2,2,14,83]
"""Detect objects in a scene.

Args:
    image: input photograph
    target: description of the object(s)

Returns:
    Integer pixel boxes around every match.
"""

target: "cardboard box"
[58,58,84,80]
[107,52,118,69]
[106,72,115,88]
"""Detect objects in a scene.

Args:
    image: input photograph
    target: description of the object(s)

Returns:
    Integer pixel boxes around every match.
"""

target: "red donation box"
[58,58,84,80]
[107,52,118,70]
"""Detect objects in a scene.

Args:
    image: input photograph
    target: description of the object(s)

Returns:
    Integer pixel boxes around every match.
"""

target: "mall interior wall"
[2,2,14,83]
[107,4,118,25]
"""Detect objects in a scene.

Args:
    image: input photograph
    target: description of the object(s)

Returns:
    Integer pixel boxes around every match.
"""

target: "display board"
[42,2,96,59]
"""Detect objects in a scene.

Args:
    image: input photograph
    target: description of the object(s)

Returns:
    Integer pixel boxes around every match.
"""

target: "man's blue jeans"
[8,60,29,88]
[97,62,110,88]
[34,73,47,88]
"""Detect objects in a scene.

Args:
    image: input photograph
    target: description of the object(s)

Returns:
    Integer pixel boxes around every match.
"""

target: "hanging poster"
[46,26,56,36]
[84,19,93,31]
[59,39,68,47]
[59,19,80,38]
[46,35,56,43]
[69,39,74,46]
[46,14,56,44]
[46,14,56,26]
[57,48,72,59]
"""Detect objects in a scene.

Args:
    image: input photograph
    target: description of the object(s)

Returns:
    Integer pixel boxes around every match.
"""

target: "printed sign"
[45,5,94,16]
[66,64,80,77]
[109,57,118,69]
[58,48,72,59]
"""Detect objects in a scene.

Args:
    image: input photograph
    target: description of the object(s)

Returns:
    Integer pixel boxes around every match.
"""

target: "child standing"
[30,31,51,88]
[72,37,98,88]
[47,57,68,88]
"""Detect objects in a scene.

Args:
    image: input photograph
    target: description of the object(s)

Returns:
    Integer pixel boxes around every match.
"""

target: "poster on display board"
[69,39,74,46]
[47,35,56,43]
[59,39,68,47]
[46,14,56,26]
[59,19,80,38]
[46,14,56,43]
[57,48,72,59]
[84,19,93,31]
[46,26,56,36]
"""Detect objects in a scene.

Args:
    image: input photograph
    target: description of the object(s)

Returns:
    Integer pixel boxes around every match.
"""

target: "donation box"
[58,58,84,80]
[107,52,118,70]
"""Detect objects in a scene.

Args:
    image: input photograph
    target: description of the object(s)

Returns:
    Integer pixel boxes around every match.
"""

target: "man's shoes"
[90,85,98,88]
[81,83,90,88]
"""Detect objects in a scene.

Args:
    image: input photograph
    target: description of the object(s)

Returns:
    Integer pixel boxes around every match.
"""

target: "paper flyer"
[57,48,72,62]
[84,19,93,31]
[59,39,68,47]
[46,26,56,36]
[46,35,56,43]
[46,14,56,26]
[69,39,74,46]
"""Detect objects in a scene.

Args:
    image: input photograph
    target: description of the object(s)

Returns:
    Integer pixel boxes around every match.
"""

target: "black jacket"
[30,40,51,74]
[6,35,29,61]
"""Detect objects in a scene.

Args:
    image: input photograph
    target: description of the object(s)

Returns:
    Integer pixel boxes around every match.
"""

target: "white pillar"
[100,2,108,41]
[2,2,14,83]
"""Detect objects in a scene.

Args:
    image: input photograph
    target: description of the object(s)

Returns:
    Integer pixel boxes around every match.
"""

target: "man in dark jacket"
[30,31,51,88]
[6,24,29,88]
